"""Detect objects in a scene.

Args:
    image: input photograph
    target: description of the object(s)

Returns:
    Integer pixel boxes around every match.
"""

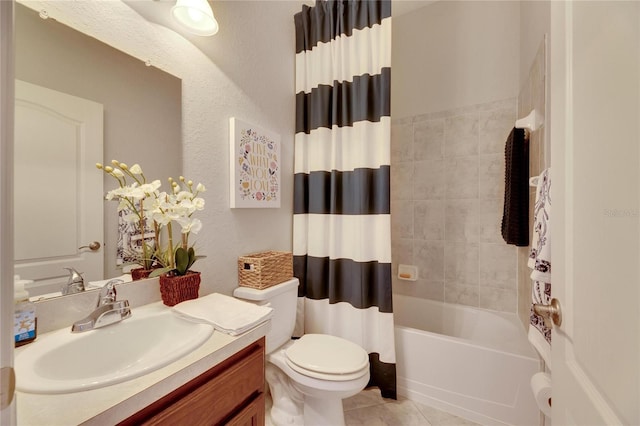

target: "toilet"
[233,278,370,426]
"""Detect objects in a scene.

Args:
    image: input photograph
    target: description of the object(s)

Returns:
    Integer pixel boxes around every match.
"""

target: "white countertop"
[15,301,268,426]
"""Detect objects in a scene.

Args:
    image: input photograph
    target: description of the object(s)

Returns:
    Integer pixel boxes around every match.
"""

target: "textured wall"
[19,0,303,297]
[519,1,551,88]
[392,1,520,118]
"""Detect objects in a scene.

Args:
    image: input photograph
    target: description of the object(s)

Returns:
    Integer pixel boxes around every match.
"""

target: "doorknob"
[533,298,562,328]
[78,241,101,251]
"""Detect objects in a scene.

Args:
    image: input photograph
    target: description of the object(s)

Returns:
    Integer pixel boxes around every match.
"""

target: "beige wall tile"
[392,97,520,314]
[391,200,414,240]
[414,200,445,241]
[414,240,445,281]
[414,159,445,199]
[393,278,445,302]
[414,119,444,161]
[445,156,479,199]
[479,106,516,154]
[479,242,517,289]
[391,122,414,164]
[444,242,479,286]
[529,131,541,177]
[518,245,533,326]
[444,282,479,307]
[445,199,479,242]
[478,198,504,244]
[478,153,505,199]
[444,113,479,157]
[391,163,414,200]
[479,287,517,313]
[391,238,414,277]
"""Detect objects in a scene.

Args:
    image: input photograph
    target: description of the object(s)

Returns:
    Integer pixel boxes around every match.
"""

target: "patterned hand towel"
[528,168,551,282]
[528,168,551,366]
[501,127,529,246]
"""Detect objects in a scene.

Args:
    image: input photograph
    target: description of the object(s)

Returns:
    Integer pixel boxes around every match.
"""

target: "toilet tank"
[233,278,299,354]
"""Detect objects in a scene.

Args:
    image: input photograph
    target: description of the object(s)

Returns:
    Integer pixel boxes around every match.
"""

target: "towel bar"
[516,109,543,133]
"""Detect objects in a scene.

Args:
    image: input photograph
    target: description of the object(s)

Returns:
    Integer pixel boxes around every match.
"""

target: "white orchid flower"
[111,168,125,178]
[122,212,140,223]
[192,198,205,210]
[176,191,193,202]
[152,210,179,226]
[140,180,161,196]
[105,189,118,201]
[177,217,202,234]
[116,185,145,200]
[196,183,206,192]
[129,164,143,175]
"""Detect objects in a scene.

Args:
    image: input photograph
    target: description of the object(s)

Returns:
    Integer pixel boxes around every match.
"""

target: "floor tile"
[266,387,483,426]
[414,402,483,426]
[345,397,432,426]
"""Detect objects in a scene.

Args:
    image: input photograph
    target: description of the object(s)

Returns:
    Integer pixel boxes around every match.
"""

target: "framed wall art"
[229,117,281,208]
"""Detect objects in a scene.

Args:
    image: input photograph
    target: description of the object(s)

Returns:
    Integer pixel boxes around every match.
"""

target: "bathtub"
[393,294,540,426]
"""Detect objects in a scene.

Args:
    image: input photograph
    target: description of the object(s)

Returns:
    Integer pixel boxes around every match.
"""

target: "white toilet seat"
[284,334,370,381]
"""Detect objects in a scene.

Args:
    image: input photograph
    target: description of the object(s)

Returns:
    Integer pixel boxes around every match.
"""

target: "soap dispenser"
[14,275,37,347]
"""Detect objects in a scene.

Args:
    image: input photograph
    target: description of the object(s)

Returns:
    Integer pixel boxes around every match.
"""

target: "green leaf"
[175,247,189,275]
[148,266,173,278]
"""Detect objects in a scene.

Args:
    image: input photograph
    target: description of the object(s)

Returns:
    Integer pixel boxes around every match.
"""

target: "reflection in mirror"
[14,3,183,299]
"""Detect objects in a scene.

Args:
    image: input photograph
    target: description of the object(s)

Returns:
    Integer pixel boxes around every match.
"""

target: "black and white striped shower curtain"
[293,0,396,398]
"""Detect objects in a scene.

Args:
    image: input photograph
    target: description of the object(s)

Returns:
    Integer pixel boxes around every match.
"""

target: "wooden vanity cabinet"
[120,337,265,426]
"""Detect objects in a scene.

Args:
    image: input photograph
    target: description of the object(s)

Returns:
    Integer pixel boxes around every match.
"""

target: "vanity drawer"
[121,337,265,426]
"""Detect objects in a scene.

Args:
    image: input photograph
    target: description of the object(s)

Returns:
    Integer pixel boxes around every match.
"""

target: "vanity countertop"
[15,301,268,426]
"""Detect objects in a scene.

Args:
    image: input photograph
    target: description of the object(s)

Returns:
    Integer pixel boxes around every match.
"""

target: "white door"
[14,80,104,295]
[550,1,639,424]
[0,1,15,423]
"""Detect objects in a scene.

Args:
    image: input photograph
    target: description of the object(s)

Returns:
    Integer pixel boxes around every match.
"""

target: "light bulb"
[171,0,219,36]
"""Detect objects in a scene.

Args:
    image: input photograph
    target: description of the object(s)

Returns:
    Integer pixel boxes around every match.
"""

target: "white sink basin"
[15,303,214,394]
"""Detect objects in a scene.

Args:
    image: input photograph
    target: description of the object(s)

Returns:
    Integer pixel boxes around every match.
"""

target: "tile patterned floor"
[343,389,482,426]
[265,388,482,425]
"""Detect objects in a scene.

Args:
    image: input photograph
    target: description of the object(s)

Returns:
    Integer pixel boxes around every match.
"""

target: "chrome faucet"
[71,280,131,333]
[61,267,85,295]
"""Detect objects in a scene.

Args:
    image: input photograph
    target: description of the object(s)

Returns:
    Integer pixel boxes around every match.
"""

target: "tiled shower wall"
[390,99,519,313]
[517,39,548,328]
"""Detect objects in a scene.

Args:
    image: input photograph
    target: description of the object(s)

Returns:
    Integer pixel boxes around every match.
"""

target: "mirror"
[14,3,183,298]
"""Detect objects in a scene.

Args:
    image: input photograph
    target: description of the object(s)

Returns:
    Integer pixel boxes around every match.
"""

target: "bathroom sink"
[15,303,214,394]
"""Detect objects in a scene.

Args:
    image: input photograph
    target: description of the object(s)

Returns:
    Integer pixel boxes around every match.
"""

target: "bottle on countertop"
[14,275,37,347]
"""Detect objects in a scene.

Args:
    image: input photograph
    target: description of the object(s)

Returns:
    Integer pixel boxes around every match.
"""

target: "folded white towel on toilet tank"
[172,292,273,336]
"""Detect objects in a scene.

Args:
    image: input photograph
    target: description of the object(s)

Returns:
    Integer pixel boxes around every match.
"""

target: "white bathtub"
[393,294,541,426]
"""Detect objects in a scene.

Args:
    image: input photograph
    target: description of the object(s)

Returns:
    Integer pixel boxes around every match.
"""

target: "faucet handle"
[64,267,84,283]
[96,279,123,307]
[61,267,85,295]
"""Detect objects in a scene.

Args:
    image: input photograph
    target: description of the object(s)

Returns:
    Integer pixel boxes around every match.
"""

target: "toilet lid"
[285,334,369,376]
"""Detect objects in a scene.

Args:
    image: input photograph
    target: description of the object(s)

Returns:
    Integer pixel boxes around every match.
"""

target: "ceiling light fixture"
[171,0,219,36]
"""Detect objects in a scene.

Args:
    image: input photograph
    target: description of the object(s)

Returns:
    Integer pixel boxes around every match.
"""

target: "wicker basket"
[238,251,293,289]
[159,271,201,306]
